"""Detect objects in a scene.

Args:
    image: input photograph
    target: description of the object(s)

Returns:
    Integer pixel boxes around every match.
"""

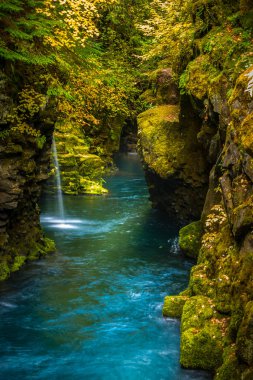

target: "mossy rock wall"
[0,69,56,281]
[137,83,209,225]
[53,123,108,195]
[162,66,253,378]
[52,115,125,195]
[139,1,253,376]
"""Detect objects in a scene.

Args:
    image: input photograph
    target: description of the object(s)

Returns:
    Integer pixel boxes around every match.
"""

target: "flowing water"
[0,153,211,380]
[52,136,65,224]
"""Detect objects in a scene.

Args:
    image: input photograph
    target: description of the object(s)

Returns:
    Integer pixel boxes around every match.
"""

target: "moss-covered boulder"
[180,296,229,371]
[163,295,189,318]
[138,105,181,178]
[179,220,203,259]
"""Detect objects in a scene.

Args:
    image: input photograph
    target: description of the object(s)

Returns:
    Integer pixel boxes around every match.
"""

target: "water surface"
[0,153,211,380]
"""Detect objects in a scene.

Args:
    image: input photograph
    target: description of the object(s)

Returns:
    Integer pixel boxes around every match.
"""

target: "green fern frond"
[0,46,28,62]
[5,27,34,40]
[0,1,23,14]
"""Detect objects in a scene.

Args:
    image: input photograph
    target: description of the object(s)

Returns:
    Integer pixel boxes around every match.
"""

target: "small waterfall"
[52,136,65,223]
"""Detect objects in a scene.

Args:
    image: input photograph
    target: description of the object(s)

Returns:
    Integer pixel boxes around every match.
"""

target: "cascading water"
[52,136,66,227]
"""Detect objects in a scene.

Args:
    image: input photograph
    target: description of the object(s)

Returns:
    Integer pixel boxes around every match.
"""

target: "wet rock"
[163,295,189,318]
[161,62,253,377]
[155,68,179,105]
[179,220,203,259]
[243,153,253,182]
[180,296,228,370]
[237,301,253,366]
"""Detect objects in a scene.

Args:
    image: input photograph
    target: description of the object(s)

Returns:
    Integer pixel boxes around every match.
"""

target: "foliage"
[139,0,253,92]
[139,0,195,75]
[246,69,253,96]
[0,0,150,161]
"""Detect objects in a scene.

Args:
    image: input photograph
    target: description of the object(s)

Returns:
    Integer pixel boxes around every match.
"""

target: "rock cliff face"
[136,1,253,376]
[0,69,55,281]
[162,67,253,379]
[137,69,209,225]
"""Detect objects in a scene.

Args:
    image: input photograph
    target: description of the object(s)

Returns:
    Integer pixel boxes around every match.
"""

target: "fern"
[0,46,29,62]
[0,1,23,14]
[5,27,34,40]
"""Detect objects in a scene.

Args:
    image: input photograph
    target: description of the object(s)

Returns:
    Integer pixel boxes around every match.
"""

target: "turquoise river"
[0,153,211,380]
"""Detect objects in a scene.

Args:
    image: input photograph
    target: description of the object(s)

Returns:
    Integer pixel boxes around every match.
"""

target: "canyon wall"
[137,1,253,378]
[0,68,55,281]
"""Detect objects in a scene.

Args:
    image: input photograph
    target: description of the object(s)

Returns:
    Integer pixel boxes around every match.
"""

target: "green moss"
[0,261,10,281]
[180,296,229,370]
[189,263,216,298]
[183,55,219,100]
[238,113,253,156]
[181,296,214,330]
[181,327,223,370]
[11,255,26,272]
[44,237,56,254]
[179,220,203,259]
[27,237,55,261]
[139,89,156,106]
[163,295,189,318]
[53,126,110,195]
[137,105,182,178]
[79,178,108,195]
[215,346,241,380]
[236,301,253,366]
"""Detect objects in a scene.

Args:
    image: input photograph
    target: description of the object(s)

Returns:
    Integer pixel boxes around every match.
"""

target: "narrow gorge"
[0,0,253,379]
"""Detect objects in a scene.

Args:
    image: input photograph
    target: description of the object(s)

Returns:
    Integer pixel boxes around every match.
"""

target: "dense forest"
[0,0,253,379]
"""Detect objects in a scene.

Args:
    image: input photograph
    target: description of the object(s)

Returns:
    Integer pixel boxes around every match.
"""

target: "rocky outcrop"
[0,69,55,281]
[137,69,209,225]
[53,115,129,195]
[53,123,108,195]
[163,66,253,378]
[136,1,253,376]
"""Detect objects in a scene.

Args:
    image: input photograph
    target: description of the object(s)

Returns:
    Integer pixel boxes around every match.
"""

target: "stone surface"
[179,220,203,259]
[0,69,55,281]
[160,62,253,377]
[138,101,209,225]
